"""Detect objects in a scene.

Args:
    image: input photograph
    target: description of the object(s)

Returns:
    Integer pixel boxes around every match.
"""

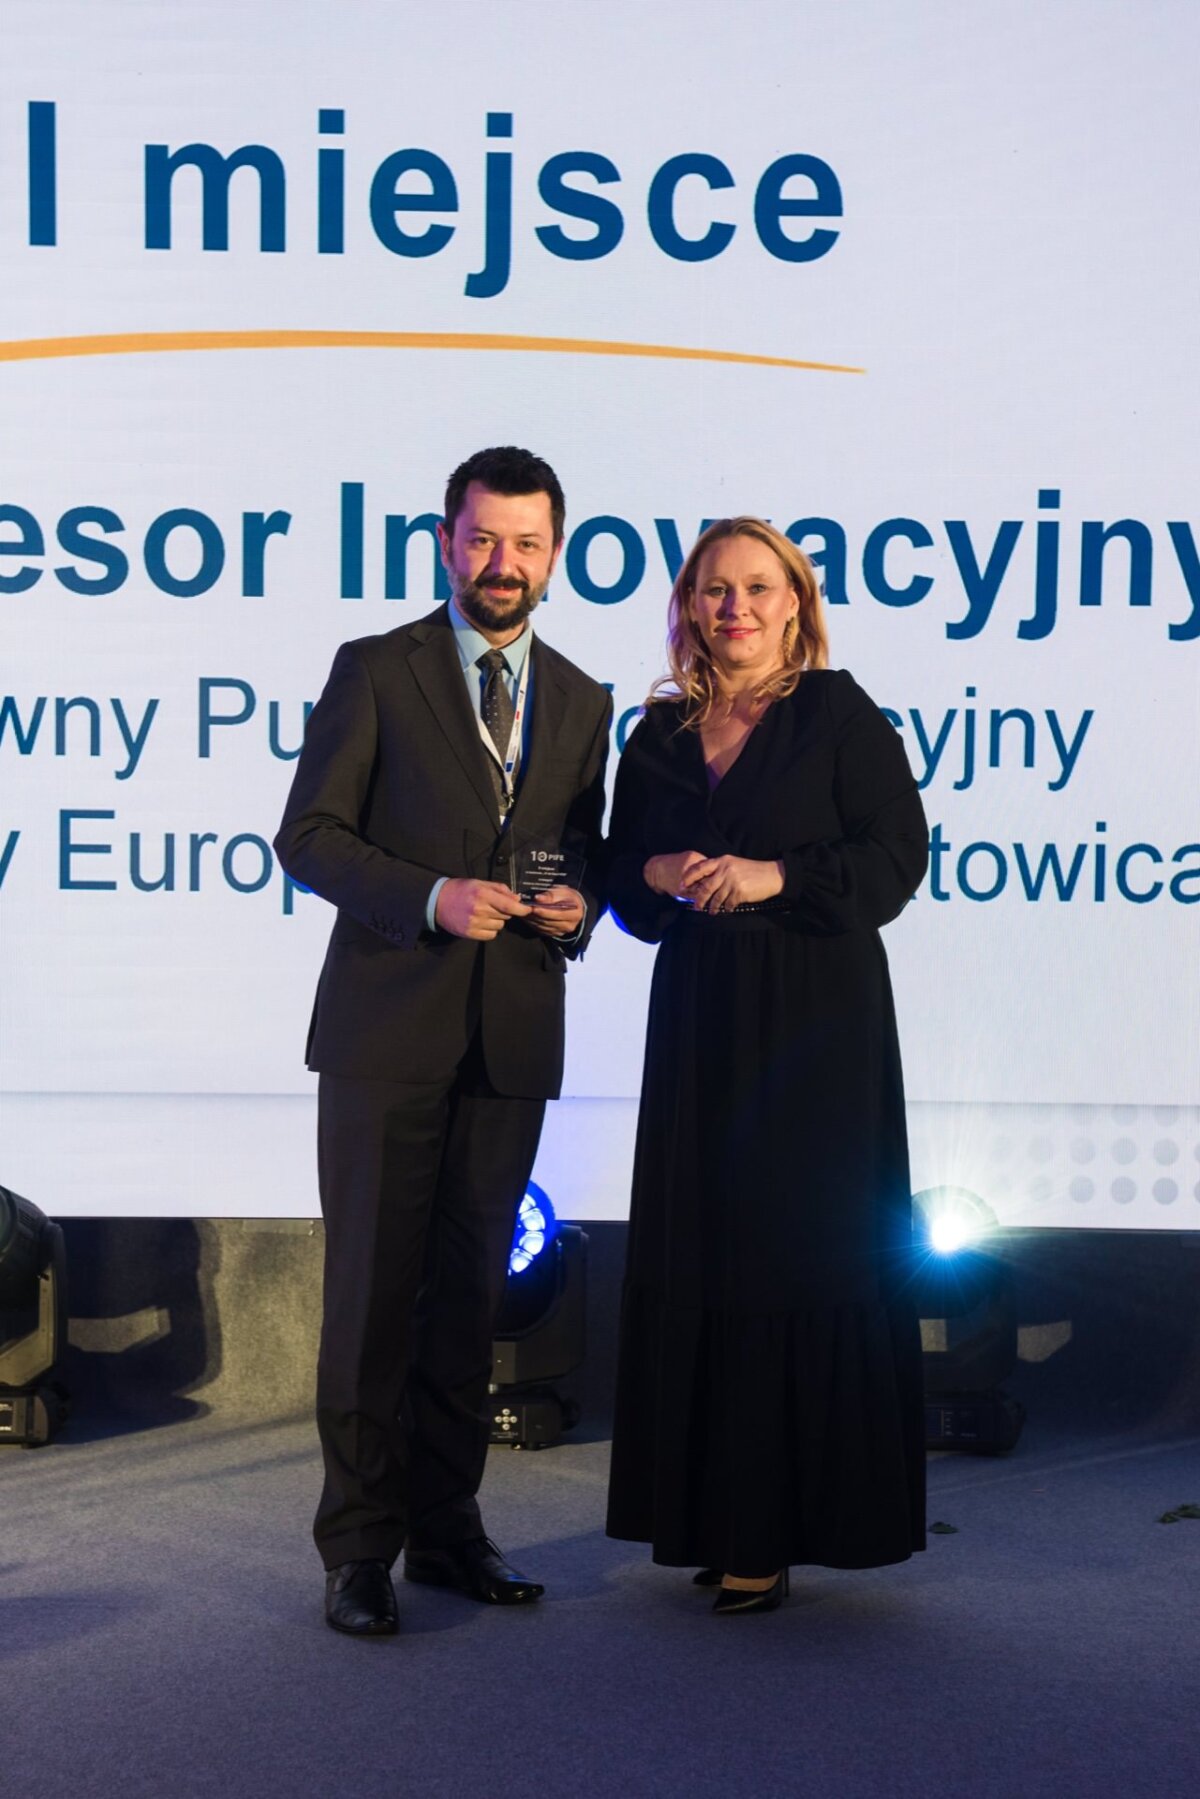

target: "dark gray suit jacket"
[274,606,612,1097]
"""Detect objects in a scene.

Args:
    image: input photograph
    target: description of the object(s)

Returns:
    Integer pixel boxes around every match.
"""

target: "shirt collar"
[448,595,534,679]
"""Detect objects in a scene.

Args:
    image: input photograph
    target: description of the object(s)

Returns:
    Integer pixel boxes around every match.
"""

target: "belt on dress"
[686,896,793,916]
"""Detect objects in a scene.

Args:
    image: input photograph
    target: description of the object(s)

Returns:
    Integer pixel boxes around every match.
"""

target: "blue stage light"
[493,1183,585,1448]
[508,1180,557,1277]
[913,1186,997,1256]
[911,1186,1023,1453]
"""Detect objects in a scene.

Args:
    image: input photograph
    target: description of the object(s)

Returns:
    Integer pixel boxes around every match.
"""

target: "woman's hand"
[643,850,710,899]
[528,885,586,938]
[681,855,785,912]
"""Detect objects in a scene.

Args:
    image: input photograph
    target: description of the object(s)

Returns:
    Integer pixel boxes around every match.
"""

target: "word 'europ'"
[52,811,307,915]
[22,102,843,297]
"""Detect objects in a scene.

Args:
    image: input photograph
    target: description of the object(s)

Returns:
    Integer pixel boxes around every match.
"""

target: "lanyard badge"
[476,652,530,818]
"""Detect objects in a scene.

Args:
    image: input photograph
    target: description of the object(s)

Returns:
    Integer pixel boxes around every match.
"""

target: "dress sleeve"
[780,671,928,933]
[604,713,686,945]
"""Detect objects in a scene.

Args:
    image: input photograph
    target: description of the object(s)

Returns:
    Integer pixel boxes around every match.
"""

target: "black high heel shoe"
[711,1569,789,1615]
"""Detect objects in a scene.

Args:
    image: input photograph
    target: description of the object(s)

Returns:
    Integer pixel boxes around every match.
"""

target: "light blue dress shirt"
[425,598,534,930]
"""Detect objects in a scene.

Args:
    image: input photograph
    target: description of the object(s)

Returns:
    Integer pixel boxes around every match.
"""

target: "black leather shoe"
[324,1559,399,1636]
[403,1536,544,1605]
[712,1569,790,1615]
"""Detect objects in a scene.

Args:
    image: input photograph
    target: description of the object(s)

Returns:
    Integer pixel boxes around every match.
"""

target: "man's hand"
[435,879,532,941]
[643,850,709,899]
[682,855,785,912]
[528,885,586,938]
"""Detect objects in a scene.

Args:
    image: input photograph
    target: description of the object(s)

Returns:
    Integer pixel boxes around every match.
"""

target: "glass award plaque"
[509,843,585,904]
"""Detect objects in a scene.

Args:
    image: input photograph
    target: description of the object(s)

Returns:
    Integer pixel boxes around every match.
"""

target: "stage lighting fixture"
[0,1185,69,1446]
[920,1185,996,1257]
[912,1187,1025,1455]
[509,1186,554,1278]
[490,1181,586,1450]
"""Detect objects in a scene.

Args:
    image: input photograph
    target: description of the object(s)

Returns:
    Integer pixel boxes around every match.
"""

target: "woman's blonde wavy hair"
[649,516,829,728]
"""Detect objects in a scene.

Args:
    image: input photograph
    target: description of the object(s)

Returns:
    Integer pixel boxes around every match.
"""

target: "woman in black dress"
[604,517,929,1613]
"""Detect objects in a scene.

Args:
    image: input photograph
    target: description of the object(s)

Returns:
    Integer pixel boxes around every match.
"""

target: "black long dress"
[603,668,930,1576]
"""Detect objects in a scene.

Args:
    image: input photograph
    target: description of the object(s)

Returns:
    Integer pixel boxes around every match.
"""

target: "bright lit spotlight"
[508,1181,557,1277]
[493,1181,585,1450]
[910,1184,1024,1453]
[930,1213,974,1255]
[915,1185,997,1256]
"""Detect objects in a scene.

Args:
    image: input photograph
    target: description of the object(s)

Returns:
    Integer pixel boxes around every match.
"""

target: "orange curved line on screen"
[0,328,864,375]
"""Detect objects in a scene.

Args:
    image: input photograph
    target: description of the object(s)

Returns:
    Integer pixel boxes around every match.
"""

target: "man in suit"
[275,445,611,1636]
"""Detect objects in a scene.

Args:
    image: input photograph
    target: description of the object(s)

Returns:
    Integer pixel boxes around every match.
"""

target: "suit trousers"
[313,1039,545,1568]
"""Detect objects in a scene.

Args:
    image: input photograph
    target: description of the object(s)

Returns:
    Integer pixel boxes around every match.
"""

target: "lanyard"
[475,649,531,815]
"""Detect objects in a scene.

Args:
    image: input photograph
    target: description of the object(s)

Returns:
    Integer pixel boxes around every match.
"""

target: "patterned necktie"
[478,648,516,815]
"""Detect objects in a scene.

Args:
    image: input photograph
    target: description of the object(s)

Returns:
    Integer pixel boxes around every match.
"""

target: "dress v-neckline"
[697,706,771,794]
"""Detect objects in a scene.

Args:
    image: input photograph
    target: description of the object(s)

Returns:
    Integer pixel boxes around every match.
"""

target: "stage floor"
[3,1412,1199,1798]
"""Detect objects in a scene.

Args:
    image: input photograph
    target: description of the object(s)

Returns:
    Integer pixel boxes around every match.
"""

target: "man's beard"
[451,571,546,634]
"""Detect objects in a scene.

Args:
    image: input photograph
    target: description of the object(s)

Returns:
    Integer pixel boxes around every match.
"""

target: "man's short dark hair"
[443,446,566,545]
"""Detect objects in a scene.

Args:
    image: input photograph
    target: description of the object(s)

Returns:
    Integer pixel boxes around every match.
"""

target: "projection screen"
[2,0,1197,1223]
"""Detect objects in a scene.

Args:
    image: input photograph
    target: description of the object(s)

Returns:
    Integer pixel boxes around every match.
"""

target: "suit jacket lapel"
[408,609,499,828]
